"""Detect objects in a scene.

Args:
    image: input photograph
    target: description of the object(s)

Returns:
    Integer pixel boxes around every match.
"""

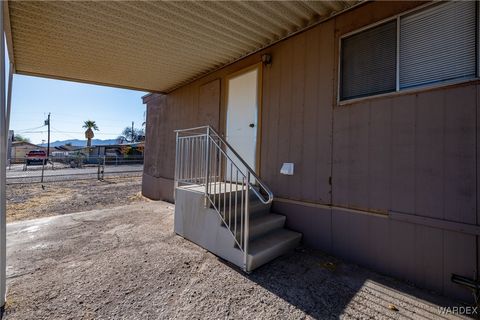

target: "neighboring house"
[50,145,83,158]
[10,141,45,163]
[50,144,143,161]
[4,0,479,305]
[53,145,80,153]
[141,1,479,303]
[81,144,144,158]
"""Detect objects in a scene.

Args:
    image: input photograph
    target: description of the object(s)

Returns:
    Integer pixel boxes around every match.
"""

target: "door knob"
[249,123,255,128]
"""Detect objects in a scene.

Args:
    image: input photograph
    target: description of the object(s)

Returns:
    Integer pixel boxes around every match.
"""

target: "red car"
[26,150,47,165]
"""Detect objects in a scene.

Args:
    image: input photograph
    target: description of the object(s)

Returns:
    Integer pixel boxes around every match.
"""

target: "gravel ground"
[6,176,146,222]
[4,202,471,320]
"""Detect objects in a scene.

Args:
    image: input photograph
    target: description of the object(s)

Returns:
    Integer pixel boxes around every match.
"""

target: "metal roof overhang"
[5,0,360,93]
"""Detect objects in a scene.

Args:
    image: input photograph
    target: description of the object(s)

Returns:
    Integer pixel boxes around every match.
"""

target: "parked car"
[26,150,47,165]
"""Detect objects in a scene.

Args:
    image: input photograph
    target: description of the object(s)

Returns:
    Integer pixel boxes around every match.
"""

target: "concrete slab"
[179,182,246,195]
[4,202,472,319]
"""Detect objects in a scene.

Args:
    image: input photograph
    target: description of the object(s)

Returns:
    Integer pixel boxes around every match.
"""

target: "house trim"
[390,211,480,236]
[274,197,388,217]
[338,77,480,107]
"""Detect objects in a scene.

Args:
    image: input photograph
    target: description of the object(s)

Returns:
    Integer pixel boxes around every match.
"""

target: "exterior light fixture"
[261,54,272,66]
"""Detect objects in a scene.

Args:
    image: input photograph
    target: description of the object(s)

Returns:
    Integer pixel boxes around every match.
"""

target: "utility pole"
[45,113,51,157]
[131,121,134,143]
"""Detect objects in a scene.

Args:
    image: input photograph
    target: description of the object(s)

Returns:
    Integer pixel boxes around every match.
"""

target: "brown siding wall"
[332,84,477,220]
[260,19,335,204]
[142,80,221,201]
[143,1,478,302]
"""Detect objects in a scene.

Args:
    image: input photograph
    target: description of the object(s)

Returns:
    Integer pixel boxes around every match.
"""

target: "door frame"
[223,62,263,176]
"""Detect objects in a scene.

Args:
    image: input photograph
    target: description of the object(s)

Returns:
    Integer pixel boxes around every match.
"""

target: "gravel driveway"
[4,202,471,319]
[6,177,146,222]
[6,164,143,184]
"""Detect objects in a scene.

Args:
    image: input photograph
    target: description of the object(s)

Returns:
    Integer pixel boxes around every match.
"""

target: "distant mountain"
[39,139,119,147]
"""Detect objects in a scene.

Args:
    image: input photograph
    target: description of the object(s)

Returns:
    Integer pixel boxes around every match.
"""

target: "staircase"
[173,126,301,272]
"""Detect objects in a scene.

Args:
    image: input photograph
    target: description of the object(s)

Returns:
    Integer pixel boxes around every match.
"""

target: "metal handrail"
[174,125,274,271]
[175,125,273,205]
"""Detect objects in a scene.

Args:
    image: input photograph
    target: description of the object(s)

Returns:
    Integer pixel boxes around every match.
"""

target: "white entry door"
[225,67,259,180]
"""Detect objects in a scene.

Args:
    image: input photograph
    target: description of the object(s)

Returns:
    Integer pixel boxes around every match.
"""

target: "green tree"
[82,120,99,147]
[117,126,145,144]
[14,134,31,143]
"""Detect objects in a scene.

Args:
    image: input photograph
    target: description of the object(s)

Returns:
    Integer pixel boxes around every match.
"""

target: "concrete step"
[216,199,271,226]
[249,199,272,216]
[209,190,267,207]
[247,229,302,271]
[232,213,286,241]
[176,184,302,272]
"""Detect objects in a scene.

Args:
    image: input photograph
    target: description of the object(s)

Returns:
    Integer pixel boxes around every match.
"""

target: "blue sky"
[10,75,147,144]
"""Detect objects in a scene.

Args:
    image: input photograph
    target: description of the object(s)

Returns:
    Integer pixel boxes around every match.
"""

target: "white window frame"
[337,1,480,105]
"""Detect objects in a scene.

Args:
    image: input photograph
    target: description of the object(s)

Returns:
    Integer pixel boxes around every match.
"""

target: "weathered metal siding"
[332,84,477,219]
[260,20,334,204]
[143,1,477,302]
[143,80,221,201]
[324,2,477,301]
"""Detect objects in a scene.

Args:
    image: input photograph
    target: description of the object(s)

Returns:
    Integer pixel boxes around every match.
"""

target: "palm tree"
[82,120,99,147]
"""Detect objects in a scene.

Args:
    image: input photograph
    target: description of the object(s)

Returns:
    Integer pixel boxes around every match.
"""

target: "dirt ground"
[4,202,471,320]
[6,177,147,222]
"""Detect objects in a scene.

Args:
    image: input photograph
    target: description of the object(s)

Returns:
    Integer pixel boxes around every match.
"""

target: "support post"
[97,161,101,181]
[41,113,48,184]
[5,63,12,171]
[131,121,134,143]
[0,0,7,307]
[173,131,179,201]
[102,156,105,180]
[40,159,45,183]
[244,172,250,272]
[5,63,12,137]
[204,127,210,206]
[46,113,50,158]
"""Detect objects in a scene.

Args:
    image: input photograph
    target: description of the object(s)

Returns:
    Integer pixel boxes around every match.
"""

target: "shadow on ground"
[229,248,474,319]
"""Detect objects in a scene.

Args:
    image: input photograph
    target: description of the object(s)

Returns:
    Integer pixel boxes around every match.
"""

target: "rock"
[388,304,399,312]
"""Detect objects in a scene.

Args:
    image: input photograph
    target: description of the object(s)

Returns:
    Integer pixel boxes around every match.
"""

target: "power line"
[36,112,144,122]
[15,124,46,132]
[50,127,78,140]
[13,117,143,125]
[16,131,47,134]
[18,129,123,136]
[51,127,121,136]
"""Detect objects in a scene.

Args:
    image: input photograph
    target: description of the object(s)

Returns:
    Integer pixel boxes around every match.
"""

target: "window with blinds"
[399,1,477,89]
[340,1,478,101]
[340,21,397,100]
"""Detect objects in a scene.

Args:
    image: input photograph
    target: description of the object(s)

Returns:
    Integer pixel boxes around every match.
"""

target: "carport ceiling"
[6,0,359,93]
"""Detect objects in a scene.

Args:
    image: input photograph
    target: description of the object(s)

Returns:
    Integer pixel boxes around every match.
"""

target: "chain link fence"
[7,155,143,184]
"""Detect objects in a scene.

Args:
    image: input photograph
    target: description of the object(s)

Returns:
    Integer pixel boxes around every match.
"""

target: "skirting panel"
[271,199,476,303]
[141,174,174,203]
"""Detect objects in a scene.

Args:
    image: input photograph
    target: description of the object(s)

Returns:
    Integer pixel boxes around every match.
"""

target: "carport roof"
[5,0,359,93]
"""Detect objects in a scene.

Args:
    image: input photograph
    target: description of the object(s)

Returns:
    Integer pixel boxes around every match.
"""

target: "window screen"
[399,1,477,89]
[340,21,397,100]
